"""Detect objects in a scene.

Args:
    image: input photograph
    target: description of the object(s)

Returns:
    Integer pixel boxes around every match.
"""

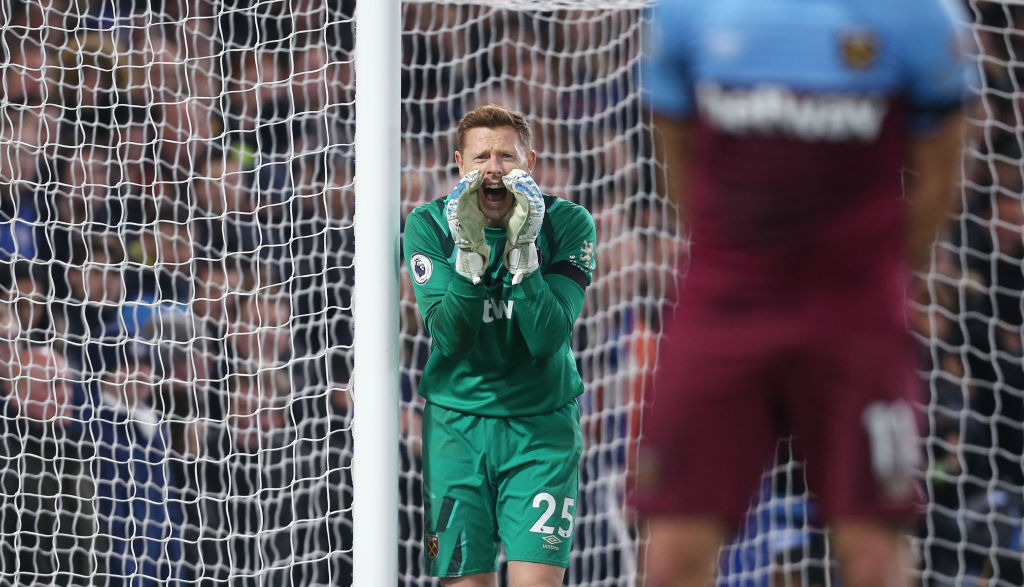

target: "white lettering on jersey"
[696,83,888,142]
[481,299,514,323]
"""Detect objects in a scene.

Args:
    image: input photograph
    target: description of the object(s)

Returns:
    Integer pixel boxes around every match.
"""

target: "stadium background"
[0,1,1019,585]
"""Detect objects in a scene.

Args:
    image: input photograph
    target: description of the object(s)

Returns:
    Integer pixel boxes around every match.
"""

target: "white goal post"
[352,1,400,585]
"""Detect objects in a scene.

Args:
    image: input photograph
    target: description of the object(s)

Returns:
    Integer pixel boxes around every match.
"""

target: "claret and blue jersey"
[646,0,972,131]
[645,0,974,291]
[634,0,976,530]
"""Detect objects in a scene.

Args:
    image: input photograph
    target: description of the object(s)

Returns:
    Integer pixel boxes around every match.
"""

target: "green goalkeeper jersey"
[404,194,596,417]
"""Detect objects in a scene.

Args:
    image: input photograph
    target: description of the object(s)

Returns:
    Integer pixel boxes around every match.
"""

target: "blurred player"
[404,104,596,586]
[633,1,974,586]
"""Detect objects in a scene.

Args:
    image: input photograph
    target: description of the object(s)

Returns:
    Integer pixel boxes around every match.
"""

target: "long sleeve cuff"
[510,270,545,299]
[450,273,486,298]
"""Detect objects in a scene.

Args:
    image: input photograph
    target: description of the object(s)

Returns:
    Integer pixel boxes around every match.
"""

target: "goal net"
[0,0,671,585]
[0,0,1009,586]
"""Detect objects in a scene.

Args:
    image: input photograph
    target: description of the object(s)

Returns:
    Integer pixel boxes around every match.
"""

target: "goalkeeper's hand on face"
[502,169,544,285]
[445,170,488,284]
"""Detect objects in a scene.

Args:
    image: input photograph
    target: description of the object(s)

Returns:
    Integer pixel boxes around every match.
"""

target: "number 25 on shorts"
[530,493,575,539]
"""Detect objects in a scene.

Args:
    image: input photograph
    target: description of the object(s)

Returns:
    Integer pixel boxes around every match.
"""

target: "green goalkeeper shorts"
[421,400,582,578]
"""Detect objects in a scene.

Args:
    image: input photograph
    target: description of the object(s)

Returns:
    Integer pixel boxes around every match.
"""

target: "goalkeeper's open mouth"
[480,183,510,209]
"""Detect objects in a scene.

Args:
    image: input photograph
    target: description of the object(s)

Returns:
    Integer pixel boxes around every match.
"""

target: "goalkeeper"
[403,104,596,586]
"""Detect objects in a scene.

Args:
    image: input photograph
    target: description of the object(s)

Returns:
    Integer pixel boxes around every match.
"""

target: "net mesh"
[0,0,1016,585]
[1,1,356,585]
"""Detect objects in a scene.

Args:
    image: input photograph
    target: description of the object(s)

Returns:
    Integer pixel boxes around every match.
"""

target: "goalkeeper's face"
[456,126,536,226]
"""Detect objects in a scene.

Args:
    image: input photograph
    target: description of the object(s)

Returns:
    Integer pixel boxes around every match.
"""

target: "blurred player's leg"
[830,521,913,587]
[634,300,780,586]
[641,517,725,587]
[782,306,920,587]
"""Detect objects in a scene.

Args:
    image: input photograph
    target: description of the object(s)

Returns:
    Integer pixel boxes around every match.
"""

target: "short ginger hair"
[455,104,533,153]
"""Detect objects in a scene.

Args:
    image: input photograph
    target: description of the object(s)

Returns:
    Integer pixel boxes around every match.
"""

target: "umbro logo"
[542,535,562,545]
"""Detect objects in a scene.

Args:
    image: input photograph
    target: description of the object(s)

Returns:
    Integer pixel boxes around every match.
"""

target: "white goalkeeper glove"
[501,169,544,285]
[445,170,489,284]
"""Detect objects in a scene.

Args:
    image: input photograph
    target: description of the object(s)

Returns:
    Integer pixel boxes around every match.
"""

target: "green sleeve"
[507,202,597,358]
[404,206,485,358]
[510,272,587,357]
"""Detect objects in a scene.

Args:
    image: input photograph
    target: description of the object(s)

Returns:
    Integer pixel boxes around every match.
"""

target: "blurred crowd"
[0,1,360,584]
[0,1,675,585]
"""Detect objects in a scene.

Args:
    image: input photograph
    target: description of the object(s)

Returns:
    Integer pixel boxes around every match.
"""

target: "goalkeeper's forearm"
[512,273,585,358]
[424,276,485,357]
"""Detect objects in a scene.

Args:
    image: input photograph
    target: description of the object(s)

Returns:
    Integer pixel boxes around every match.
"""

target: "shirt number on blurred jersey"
[862,400,920,501]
